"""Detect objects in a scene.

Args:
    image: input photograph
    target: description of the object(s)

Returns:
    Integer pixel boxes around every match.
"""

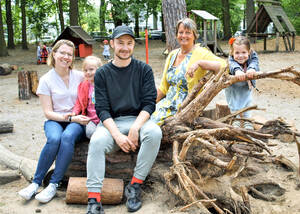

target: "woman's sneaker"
[35,183,57,203]
[244,121,254,130]
[18,183,39,200]
[232,120,241,128]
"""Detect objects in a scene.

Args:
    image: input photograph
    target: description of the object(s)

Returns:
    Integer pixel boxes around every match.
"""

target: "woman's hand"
[235,70,246,81]
[185,61,200,78]
[71,115,90,125]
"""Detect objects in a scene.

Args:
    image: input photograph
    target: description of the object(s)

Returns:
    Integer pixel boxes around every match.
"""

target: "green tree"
[21,0,28,49]
[0,0,8,56]
[99,0,107,33]
[70,0,79,26]
[282,0,300,34]
[109,0,130,27]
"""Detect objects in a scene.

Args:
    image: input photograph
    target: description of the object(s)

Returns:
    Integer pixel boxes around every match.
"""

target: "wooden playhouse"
[53,26,95,57]
[247,0,296,51]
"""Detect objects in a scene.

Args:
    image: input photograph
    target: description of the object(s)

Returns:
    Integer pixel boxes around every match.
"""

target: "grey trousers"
[86,116,162,193]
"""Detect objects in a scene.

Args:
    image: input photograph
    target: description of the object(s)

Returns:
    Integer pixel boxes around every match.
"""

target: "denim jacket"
[228,50,259,88]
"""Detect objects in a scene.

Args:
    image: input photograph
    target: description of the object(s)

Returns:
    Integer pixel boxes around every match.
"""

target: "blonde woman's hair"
[176,18,199,44]
[47,39,75,69]
[229,36,251,56]
[82,56,103,71]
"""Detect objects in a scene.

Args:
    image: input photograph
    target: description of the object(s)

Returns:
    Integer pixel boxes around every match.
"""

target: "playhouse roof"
[247,4,296,34]
[191,10,219,20]
[53,26,95,46]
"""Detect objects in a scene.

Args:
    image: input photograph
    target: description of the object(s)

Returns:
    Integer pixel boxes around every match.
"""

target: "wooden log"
[0,121,14,134]
[18,70,31,100]
[215,101,230,120]
[0,63,12,75]
[0,170,20,184]
[0,144,37,182]
[66,177,124,205]
[29,71,39,95]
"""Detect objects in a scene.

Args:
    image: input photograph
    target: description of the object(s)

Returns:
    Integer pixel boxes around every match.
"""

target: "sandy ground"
[0,37,300,214]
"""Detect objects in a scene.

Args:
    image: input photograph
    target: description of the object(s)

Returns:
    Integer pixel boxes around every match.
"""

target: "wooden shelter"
[247,0,296,51]
[190,10,225,55]
[53,26,95,57]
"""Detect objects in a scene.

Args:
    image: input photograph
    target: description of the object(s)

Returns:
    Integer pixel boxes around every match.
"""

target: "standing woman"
[151,18,227,126]
[18,40,90,203]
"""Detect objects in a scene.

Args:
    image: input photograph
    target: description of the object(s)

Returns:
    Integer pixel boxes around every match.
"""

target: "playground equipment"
[53,26,95,57]
[247,0,296,51]
[190,10,226,56]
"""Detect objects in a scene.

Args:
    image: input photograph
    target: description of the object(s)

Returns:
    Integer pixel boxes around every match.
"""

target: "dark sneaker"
[125,183,142,212]
[86,198,105,214]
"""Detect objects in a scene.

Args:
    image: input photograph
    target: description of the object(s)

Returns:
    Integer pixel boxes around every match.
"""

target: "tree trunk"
[0,0,8,57]
[69,0,79,26]
[0,170,20,185]
[134,11,140,38]
[66,177,124,205]
[221,0,231,40]
[0,63,12,75]
[162,0,187,52]
[21,0,28,50]
[246,0,255,29]
[99,0,106,33]
[57,0,64,32]
[18,70,31,100]
[0,120,14,134]
[5,0,15,49]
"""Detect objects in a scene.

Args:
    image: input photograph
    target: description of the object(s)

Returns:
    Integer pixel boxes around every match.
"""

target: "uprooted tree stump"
[17,70,39,100]
[159,66,300,213]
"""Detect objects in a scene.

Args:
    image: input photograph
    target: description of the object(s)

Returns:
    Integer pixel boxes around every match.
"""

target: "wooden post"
[66,177,124,205]
[286,34,292,51]
[275,32,279,52]
[292,34,295,51]
[213,20,217,54]
[282,35,288,51]
[29,70,39,95]
[263,37,267,51]
[203,20,207,47]
[0,121,14,134]
[18,70,31,100]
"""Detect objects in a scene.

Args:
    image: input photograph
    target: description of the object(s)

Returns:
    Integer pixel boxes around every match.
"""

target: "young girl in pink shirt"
[72,56,103,138]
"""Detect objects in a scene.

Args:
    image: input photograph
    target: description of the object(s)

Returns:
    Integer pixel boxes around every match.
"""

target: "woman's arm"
[39,94,67,121]
[156,88,166,103]
[186,60,222,78]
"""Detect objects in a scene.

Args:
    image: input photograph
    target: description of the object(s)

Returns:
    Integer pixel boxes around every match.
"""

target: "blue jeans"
[33,120,84,185]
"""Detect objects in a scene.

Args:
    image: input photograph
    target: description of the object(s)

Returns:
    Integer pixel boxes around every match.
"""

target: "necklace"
[181,45,194,55]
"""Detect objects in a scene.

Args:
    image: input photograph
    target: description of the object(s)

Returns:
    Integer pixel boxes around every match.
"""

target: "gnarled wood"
[0,120,13,133]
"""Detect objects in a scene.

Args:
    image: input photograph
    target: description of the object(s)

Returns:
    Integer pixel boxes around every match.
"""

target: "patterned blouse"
[151,50,192,125]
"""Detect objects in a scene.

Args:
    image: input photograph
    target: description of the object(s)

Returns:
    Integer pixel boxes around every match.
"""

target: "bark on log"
[0,170,20,184]
[0,144,37,181]
[29,70,39,95]
[18,70,31,100]
[0,63,12,75]
[0,120,14,134]
[66,177,124,205]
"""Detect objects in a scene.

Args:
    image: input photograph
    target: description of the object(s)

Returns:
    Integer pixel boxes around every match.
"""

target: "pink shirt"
[86,84,100,124]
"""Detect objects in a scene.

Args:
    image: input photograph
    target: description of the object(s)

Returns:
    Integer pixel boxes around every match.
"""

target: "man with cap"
[86,25,162,214]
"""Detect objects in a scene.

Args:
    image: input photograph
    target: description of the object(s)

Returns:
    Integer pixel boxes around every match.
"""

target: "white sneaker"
[18,183,39,200]
[35,183,58,203]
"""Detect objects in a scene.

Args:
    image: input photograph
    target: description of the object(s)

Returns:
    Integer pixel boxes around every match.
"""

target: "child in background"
[225,36,259,129]
[102,40,110,60]
[37,43,42,64]
[72,56,103,138]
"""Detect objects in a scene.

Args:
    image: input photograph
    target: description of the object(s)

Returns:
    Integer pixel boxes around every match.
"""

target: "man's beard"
[115,51,132,60]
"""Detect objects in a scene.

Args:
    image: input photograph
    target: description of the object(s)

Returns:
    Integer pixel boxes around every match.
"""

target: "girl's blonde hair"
[47,39,75,69]
[229,36,251,56]
[176,18,199,44]
[82,55,103,71]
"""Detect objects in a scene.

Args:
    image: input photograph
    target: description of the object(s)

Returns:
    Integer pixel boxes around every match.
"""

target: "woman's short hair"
[176,18,199,43]
[47,39,75,69]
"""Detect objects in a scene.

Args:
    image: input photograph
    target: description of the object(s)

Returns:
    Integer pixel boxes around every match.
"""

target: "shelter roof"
[53,26,95,46]
[191,10,219,20]
[247,4,296,34]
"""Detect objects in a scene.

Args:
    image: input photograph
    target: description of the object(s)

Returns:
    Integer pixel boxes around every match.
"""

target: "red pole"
[145,29,149,64]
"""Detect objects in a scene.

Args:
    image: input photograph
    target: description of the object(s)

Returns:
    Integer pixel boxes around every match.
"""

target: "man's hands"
[114,126,139,153]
